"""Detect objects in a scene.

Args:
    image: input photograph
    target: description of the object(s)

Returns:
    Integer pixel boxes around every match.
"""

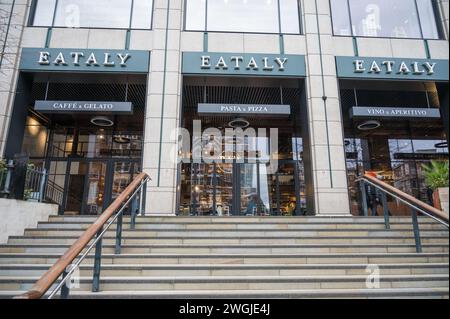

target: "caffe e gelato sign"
[35,100,133,114]
[336,56,449,81]
[20,48,150,73]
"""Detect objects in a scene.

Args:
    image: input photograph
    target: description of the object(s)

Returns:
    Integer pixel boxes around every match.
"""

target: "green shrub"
[422,160,449,190]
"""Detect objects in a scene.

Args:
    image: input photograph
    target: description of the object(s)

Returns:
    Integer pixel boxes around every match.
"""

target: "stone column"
[143,0,182,216]
[302,0,351,215]
[0,0,29,157]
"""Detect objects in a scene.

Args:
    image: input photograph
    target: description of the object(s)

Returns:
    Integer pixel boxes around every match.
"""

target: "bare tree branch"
[1,3,19,76]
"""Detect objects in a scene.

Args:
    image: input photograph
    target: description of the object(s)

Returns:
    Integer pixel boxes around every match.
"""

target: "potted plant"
[422,160,449,215]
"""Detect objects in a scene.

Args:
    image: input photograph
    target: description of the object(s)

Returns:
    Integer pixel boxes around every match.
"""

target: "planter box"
[434,187,449,216]
[439,187,449,216]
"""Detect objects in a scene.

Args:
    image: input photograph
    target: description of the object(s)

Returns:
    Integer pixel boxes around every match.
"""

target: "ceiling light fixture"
[91,116,114,127]
[357,120,381,131]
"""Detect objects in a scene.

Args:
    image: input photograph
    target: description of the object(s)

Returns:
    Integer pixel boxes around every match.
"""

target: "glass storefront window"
[416,0,440,39]
[330,0,442,39]
[185,0,206,31]
[31,0,153,29]
[22,117,48,158]
[32,0,56,26]
[341,84,448,216]
[185,0,301,34]
[131,0,154,29]
[280,0,301,34]
[330,0,351,36]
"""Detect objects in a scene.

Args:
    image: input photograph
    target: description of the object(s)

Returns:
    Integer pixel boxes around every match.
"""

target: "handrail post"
[411,208,422,253]
[138,180,144,216]
[379,189,390,229]
[142,179,147,216]
[359,180,368,217]
[39,168,48,202]
[60,270,70,299]
[1,160,14,199]
[92,228,103,292]
[115,211,123,255]
[130,192,138,230]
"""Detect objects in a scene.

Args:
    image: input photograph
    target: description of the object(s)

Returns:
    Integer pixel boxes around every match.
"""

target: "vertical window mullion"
[51,0,59,27]
[205,0,208,31]
[277,0,282,34]
[129,0,134,29]
[346,0,354,37]
[414,0,425,39]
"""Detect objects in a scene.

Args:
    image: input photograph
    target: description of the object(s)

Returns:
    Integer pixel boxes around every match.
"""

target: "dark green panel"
[20,48,150,74]
[182,52,306,77]
[336,56,449,81]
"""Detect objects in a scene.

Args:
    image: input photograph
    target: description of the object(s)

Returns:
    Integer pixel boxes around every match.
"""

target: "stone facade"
[0,0,448,216]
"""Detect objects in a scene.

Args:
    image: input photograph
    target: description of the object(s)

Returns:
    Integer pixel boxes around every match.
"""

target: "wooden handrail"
[15,172,150,299]
[362,173,449,224]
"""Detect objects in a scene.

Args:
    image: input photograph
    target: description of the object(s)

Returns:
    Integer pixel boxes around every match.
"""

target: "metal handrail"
[359,174,449,226]
[15,172,150,299]
[358,173,448,253]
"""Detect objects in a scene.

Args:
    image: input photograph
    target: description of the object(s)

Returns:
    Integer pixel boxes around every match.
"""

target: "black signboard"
[394,153,449,160]
[35,101,133,114]
[350,107,441,119]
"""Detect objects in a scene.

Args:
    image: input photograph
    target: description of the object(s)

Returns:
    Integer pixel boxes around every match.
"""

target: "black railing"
[358,174,449,253]
[15,172,150,299]
[24,166,48,202]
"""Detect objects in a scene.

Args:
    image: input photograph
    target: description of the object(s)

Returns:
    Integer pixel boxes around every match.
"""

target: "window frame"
[183,0,303,35]
[28,0,154,31]
[329,0,445,40]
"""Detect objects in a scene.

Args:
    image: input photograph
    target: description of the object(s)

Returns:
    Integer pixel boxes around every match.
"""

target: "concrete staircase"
[0,216,448,299]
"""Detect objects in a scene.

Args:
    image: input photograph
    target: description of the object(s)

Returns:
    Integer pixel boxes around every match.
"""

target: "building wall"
[0,0,448,216]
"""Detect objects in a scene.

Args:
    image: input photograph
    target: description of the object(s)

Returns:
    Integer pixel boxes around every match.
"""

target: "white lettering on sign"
[51,102,115,110]
[351,106,440,119]
[38,51,132,67]
[354,60,437,75]
[200,56,289,72]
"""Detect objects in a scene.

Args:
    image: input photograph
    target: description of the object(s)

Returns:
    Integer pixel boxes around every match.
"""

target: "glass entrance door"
[180,160,306,216]
[82,161,108,215]
[62,159,140,215]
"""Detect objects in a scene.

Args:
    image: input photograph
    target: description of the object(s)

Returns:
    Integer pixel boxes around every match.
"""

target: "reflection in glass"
[33,0,154,29]
[185,0,301,34]
[416,0,440,39]
[32,0,56,26]
[330,0,441,39]
[330,0,352,36]
[54,0,132,28]
[349,0,421,38]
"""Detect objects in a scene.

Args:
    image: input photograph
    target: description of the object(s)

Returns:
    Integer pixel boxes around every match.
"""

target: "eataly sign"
[38,51,131,67]
[354,59,437,75]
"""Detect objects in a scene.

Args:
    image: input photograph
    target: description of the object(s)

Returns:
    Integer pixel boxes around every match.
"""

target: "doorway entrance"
[178,76,313,216]
[18,73,146,215]
[182,160,306,216]
[63,159,141,215]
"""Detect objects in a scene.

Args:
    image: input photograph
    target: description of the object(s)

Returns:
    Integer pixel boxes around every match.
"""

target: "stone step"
[0,263,447,277]
[0,243,447,254]
[22,228,450,238]
[46,216,445,224]
[0,253,447,265]
[37,221,448,231]
[1,274,448,291]
[2,287,448,299]
[8,235,449,245]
